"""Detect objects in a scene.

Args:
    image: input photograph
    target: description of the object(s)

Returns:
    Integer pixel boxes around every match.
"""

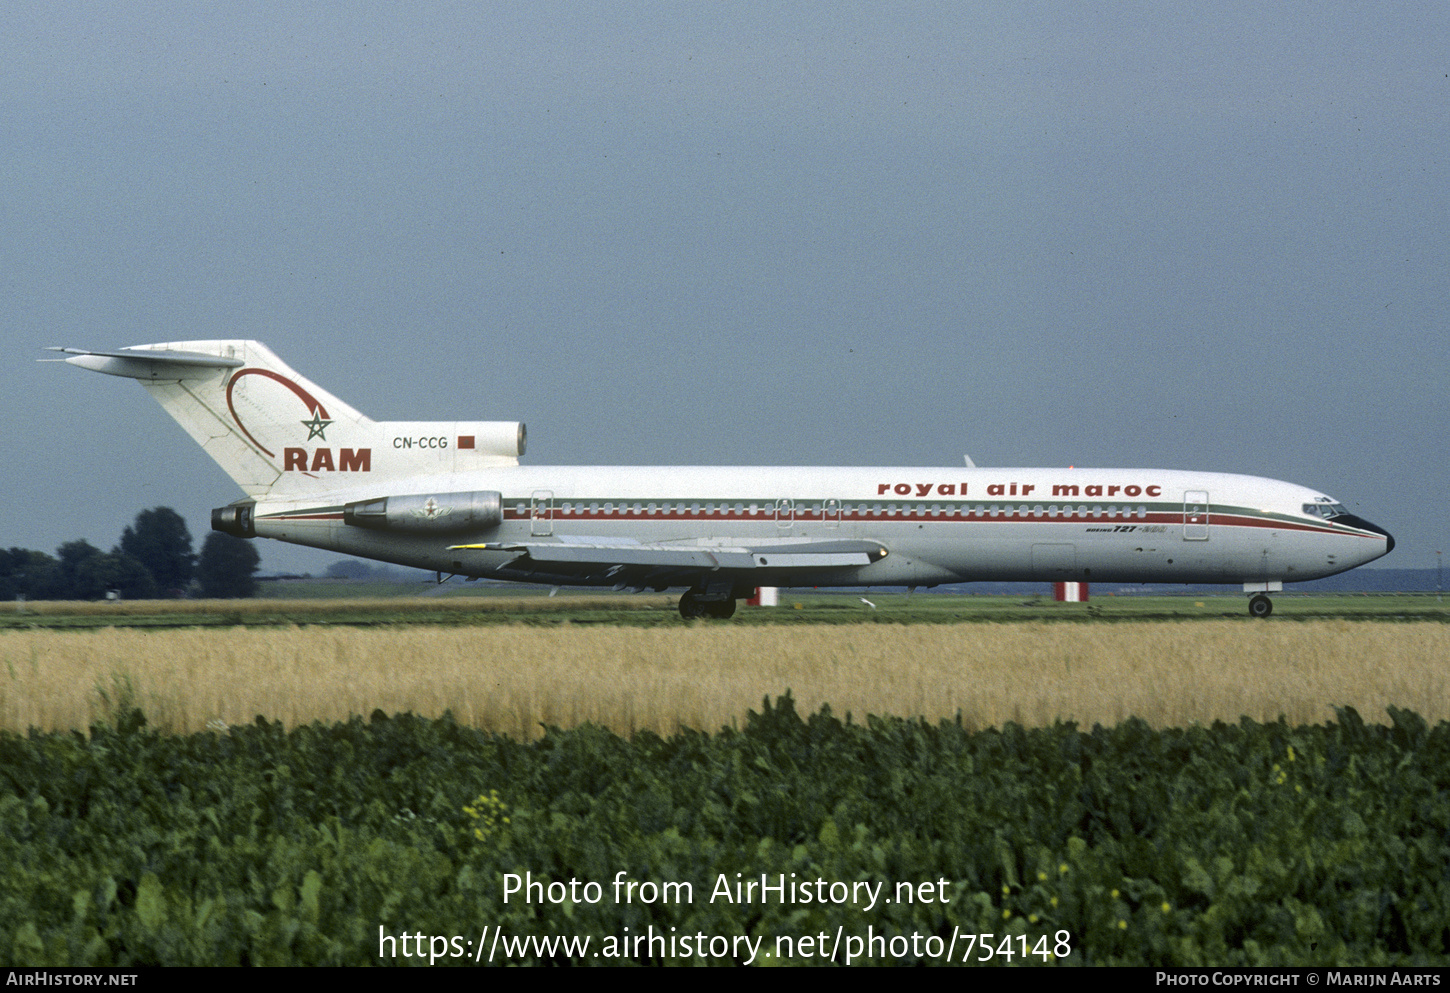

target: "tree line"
[1,508,260,600]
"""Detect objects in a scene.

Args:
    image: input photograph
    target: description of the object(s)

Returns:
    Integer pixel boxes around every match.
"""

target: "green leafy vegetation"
[3,698,1447,965]
[195,532,260,599]
[2,506,260,602]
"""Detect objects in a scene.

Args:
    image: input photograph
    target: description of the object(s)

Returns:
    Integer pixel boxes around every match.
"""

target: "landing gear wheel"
[678,591,737,620]
[1248,594,1273,618]
[679,592,709,620]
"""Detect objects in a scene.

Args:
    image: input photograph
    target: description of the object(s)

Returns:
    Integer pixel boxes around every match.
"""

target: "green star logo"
[301,411,332,441]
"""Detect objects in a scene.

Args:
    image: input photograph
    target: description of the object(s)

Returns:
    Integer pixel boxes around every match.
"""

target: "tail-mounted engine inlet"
[211,502,257,538]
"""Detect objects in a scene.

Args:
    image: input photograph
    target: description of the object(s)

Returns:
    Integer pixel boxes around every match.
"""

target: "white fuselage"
[249,464,1392,589]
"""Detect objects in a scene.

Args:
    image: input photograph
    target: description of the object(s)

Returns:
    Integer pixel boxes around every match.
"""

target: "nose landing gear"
[1248,594,1273,618]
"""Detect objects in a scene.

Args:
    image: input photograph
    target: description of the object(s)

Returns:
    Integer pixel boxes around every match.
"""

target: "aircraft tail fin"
[53,341,525,498]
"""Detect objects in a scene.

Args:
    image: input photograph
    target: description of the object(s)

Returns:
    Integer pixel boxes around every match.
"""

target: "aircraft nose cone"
[1335,514,1394,557]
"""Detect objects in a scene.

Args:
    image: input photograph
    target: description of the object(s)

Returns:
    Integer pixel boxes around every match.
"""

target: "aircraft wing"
[448,536,888,586]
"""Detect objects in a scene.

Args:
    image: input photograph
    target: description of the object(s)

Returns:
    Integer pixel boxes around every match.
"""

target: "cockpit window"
[1303,501,1349,519]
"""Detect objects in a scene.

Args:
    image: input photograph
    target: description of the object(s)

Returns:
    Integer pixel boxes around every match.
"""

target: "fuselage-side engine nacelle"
[342,491,503,534]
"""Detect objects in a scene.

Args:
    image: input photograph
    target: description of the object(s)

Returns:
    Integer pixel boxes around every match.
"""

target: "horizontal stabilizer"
[48,346,244,378]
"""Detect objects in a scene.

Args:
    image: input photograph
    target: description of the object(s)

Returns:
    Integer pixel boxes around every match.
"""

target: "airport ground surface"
[4,585,1448,630]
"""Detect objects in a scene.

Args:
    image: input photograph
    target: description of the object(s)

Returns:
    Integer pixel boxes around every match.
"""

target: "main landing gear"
[1248,594,1274,618]
[678,590,738,620]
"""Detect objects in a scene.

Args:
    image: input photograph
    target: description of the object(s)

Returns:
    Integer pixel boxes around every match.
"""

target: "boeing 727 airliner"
[52,341,1393,618]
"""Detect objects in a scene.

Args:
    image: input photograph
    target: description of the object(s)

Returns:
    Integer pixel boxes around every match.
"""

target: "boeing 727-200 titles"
[51,341,1393,618]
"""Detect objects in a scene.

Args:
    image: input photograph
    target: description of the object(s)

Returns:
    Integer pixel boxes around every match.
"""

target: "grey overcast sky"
[3,3,1445,575]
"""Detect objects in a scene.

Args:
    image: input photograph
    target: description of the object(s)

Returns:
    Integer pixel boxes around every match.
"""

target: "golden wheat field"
[3,621,1447,739]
